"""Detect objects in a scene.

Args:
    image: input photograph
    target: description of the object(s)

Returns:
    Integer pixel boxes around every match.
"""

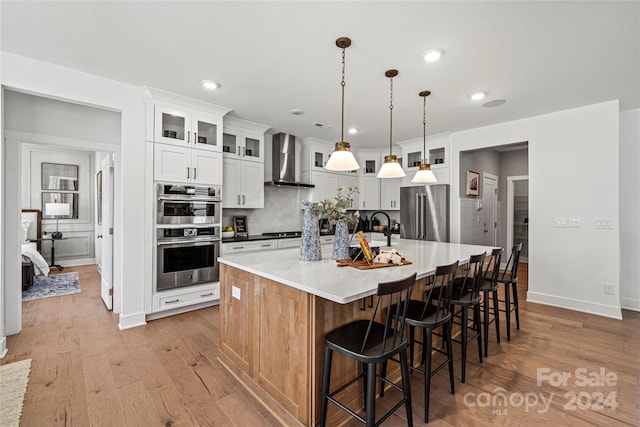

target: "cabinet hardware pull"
[242,195,245,205]
[237,147,240,156]
[194,132,197,143]
[194,168,197,179]
[243,147,246,156]
[261,244,271,247]
[187,167,190,179]
[232,246,244,249]
[165,299,180,304]
[187,131,190,143]
[200,292,214,297]
[237,195,241,205]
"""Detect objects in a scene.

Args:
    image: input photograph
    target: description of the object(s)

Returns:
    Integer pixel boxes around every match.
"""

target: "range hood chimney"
[265,133,315,188]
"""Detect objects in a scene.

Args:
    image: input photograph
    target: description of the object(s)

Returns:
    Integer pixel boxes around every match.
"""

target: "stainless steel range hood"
[264,133,315,188]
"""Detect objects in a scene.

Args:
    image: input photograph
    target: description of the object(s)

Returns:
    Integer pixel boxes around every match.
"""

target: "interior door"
[99,154,114,310]
[483,174,498,246]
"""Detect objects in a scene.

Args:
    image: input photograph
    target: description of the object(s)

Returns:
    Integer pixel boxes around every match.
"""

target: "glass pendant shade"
[377,155,406,178]
[325,142,360,171]
[412,163,437,183]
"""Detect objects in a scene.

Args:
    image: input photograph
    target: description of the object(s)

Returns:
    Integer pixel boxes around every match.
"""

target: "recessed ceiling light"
[422,48,444,63]
[470,91,487,101]
[289,108,305,116]
[348,128,358,135]
[483,99,506,108]
[201,80,219,90]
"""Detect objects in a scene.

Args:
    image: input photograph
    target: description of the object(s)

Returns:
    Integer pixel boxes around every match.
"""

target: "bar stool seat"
[320,273,417,427]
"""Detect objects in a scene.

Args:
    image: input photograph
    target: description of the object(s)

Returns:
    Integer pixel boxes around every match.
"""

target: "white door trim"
[482,172,499,246]
[506,175,529,262]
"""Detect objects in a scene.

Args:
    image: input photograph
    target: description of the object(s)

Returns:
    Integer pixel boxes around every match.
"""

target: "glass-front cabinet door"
[222,126,264,163]
[193,113,222,152]
[155,106,189,145]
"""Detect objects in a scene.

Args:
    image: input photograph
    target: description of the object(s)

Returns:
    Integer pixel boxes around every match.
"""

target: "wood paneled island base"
[219,264,428,426]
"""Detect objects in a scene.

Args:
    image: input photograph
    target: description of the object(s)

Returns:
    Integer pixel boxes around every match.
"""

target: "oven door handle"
[158,196,221,202]
[157,238,220,246]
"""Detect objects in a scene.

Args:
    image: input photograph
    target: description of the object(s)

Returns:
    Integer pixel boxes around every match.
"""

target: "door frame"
[482,172,499,246]
[506,175,529,262]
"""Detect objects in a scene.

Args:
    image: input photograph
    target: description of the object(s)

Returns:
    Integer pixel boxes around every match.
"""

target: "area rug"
[0,359,31,427]
[22,272,80,301]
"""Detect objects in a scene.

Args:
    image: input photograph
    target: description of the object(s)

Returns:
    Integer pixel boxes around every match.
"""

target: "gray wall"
[498,149,529,250]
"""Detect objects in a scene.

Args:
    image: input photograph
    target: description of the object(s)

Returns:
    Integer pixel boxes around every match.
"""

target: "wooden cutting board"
[336,258,413,270]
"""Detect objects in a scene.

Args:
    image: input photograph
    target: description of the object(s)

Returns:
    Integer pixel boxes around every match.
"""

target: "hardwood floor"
[2,263,638,426]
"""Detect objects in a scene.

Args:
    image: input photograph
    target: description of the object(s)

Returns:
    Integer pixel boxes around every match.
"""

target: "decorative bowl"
[222,231,235,239]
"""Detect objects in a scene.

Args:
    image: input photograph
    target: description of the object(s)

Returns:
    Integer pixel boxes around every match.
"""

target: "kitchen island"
[217,239,495,426]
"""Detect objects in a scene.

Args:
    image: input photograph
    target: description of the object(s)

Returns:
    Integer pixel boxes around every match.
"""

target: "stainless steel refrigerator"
[400,184,450,242]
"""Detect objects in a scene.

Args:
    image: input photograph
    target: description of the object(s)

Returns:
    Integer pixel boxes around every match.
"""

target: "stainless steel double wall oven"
[156,183,221,291]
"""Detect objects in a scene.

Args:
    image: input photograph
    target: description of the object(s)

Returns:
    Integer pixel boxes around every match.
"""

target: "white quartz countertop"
[218,239,497,304]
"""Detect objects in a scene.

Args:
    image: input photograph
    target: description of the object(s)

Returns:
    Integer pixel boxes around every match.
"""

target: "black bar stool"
[497,243,522,341]
[450,252,486,383]
[320,273,416,427]
[382,261,458,424]
[479,248,502,357]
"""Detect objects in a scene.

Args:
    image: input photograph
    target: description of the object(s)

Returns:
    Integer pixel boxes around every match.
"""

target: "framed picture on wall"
[466,170,480,196]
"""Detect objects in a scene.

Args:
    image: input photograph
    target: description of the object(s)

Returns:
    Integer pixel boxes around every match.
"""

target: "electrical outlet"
[555,217,567,228]
[604,283,615,295]
[594,218,613,229]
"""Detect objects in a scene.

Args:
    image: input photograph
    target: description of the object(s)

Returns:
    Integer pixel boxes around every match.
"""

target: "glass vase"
[300,201,322,261]
[333,221,350,260]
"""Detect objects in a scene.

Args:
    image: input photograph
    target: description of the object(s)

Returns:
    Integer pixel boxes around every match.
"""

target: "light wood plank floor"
[2,264,639,426]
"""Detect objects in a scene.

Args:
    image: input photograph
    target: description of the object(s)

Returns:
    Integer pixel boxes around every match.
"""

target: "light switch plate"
[232,285,241,300]
[555,217,567,228]
[594,218,613,229]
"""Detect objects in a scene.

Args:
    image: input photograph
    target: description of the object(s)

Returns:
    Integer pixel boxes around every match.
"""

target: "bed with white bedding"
[21,210,49,284]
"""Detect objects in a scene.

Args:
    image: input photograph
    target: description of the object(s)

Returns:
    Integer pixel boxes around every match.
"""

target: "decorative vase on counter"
[300,201,322,261]
[333,221,350,260]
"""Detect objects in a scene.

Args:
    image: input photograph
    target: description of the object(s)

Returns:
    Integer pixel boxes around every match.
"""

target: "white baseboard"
[0,336,7,358]
[621,297,640,312]
[527,291,623,320]
[118,311,147,330]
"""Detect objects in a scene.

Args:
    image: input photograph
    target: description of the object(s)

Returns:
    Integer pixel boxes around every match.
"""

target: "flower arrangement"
[310,186,360,225]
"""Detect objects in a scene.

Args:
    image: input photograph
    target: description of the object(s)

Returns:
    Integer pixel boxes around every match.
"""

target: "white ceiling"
[1,1,639,149]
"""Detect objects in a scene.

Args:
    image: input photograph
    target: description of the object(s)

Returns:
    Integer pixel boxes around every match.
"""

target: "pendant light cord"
[423,93,427,163]
[389,75,394,156]
[340,46,346,143]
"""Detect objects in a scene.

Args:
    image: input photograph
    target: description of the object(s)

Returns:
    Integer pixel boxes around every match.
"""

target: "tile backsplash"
[222,186,311,235]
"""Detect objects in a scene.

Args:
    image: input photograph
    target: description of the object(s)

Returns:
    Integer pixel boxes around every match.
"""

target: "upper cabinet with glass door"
[153,105,224,153]
[222,117,270,163]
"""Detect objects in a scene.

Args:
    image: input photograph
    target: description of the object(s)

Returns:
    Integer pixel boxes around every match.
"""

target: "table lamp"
[45,202,70,239]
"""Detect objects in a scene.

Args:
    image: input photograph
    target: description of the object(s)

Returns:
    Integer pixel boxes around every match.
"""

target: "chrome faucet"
[371,211,392,247]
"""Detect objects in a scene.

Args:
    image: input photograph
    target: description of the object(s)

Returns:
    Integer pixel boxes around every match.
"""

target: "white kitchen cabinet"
[301,138,335,171]
[359,176,380,210]
[309,170,340,203]
[152,282,219,313]
[154,143,222,185]
[380,177,401,210]
[153,105,223,152]
[338,174,360,209]
[277,238,301,249]
[222,158,264,208]
[222,118,269,163]
[222,240,277,254]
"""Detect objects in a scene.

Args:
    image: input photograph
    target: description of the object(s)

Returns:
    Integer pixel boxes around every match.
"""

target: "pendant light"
[377,69,406,179]
[325,37,360,172]
[412,90,438,183]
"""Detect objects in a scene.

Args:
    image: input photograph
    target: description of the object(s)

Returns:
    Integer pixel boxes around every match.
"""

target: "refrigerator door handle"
[415,192,421,239]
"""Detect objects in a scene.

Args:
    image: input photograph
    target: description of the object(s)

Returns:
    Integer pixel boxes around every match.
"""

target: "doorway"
[507,176,529,262]
[482,173,498,246]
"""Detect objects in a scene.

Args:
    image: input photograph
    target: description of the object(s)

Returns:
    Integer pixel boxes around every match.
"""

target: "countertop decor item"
[300,200,322,261]
[412,90,438,183]
[310,186,360,260]
[324,36,360,172]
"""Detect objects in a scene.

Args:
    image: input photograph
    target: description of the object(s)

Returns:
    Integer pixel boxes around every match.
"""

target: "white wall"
[451,101,621,319]
[1,52,148,333]
[619,108,640,311]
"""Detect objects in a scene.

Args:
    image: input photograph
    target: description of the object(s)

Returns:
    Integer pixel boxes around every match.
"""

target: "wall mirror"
[41,162,78,190]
